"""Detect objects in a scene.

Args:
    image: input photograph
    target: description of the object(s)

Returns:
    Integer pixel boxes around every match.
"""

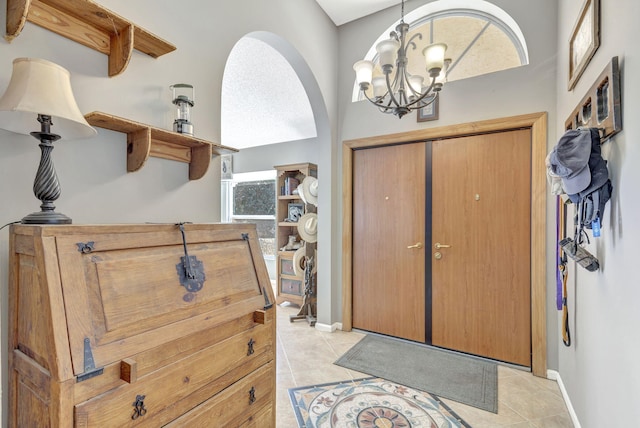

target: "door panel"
[431,129,532,366]
[352,143,426,342]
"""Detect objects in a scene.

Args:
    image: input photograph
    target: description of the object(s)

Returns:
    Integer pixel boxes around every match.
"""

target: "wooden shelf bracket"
[85,111,238,180]
[5,0,176,76]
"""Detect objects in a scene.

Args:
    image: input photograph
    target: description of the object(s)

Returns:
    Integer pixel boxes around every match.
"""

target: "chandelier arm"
[361,89,394,113]
[384,71,402,108]
[402,67,421,98]
[401,71,412,106]
[405,83,438,109]
[406,33,422,51]
[419,91,439,107]
[378,106,395,114]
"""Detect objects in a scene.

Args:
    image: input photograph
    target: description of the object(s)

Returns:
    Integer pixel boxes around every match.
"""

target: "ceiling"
[314,0,400,26]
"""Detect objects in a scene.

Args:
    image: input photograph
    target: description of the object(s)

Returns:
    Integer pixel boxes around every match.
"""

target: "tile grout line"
[276,324,299,386]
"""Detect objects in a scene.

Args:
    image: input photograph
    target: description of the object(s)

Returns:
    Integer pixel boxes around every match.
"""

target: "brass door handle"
[407,242,423,249]
[434,243,451,250]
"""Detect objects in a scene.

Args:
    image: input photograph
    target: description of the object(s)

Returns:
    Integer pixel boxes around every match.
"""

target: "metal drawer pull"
[249,387,256,405]
[131,394,147,420]
[247,338,255,356]
[76,241,95,254]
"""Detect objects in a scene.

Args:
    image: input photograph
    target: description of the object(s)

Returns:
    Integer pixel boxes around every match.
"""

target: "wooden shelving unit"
[5,0,176,76]
[85,111,237,180]
[274,163,317,307]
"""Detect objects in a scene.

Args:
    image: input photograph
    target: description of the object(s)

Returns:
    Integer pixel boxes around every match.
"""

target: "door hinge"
[76,337,103,382]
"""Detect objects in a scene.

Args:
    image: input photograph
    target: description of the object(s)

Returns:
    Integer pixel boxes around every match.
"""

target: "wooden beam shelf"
[85,111,238,180]
[5,0,176,76]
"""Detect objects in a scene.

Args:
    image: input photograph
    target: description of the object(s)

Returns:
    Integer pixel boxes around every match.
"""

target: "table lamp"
[0,58,96,224]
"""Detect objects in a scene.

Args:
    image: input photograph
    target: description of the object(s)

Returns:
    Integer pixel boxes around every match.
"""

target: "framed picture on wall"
[221,154,233,180]
[416,95,439,122]
[287,203,304,222]
[568,0,600,90]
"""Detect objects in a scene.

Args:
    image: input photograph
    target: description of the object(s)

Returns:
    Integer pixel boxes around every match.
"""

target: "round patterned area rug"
[289,377,469,428]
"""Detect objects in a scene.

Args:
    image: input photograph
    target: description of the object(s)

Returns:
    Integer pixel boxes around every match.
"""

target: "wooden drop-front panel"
[8,223,276,427]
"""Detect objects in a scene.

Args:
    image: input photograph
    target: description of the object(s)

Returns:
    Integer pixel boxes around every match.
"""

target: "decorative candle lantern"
[170,83,194,135]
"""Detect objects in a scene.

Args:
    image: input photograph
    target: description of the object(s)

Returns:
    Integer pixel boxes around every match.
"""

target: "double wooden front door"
[352,129,532,366]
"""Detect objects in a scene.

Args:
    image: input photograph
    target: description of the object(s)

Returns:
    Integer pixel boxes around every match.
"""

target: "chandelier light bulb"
[424,43,448,77]
[408,75,424,97]
[376,38,400,70]
[353,60,374,89]
[372,76,387,98]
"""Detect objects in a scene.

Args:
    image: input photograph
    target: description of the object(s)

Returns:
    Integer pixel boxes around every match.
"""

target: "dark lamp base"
[21,211,72,225]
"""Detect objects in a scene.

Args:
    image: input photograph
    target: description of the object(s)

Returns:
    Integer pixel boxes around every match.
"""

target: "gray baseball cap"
[548,129,592,195]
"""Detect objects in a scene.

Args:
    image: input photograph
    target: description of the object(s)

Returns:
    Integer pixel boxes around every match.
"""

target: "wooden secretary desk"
[8,223,276,427]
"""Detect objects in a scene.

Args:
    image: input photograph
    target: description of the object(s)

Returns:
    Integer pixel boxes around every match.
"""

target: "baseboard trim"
[315,322,339,332]
[547,370,581,428]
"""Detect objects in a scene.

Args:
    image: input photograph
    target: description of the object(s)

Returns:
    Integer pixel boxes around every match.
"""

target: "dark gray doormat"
[334,334,498,413]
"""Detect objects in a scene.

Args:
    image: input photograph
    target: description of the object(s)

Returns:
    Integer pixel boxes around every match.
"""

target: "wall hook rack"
[565,56,622,142]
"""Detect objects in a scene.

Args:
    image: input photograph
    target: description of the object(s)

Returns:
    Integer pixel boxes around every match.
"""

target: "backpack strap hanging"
[559,261,571,347]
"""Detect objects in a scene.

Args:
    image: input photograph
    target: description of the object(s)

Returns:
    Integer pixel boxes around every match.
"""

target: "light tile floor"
[275,303,574,428]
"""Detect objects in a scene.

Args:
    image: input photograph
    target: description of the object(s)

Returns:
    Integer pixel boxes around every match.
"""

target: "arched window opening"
[222,36,317,149]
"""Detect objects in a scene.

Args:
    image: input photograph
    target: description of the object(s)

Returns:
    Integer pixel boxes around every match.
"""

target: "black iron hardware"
[76,241,95,254]
[249,387,256,405]
[175,223,206,293]
[76,338,103,382]
[131,395,147,420]
[241,233,249,241]
[262,286,273,310]
[247,338,255,356]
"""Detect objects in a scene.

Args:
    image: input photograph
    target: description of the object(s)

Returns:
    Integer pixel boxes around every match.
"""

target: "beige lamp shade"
[0,58,96,139]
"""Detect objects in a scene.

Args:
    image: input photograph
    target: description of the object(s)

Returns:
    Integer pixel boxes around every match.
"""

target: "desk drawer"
[74,324,273,427]
[164,362,274,427]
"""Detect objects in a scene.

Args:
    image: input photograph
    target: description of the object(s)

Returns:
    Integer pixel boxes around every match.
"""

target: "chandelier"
[353,0,448,119]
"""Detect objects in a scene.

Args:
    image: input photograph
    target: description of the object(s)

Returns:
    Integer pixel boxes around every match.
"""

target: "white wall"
[336,0,560,363]
[0,0,338,423]
[4,0,637,425]
[556,0,640,426]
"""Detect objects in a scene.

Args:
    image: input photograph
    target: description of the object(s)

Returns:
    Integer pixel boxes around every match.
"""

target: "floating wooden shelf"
[278,222,299,227]
[6,0,176,76]
[85,111,238,180]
